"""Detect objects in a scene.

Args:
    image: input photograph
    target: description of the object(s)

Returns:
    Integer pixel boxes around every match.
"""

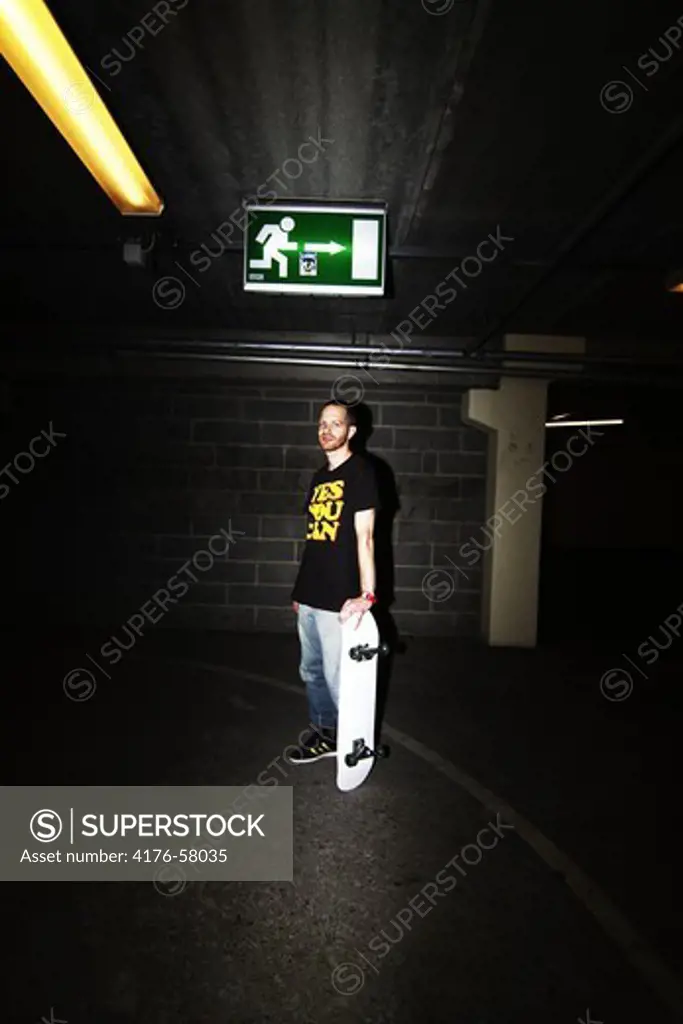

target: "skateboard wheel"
[345,753,358,767]
[375,744,389,758]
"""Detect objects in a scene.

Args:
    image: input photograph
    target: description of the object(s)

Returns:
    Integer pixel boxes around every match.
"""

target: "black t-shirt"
[291,453,380,612]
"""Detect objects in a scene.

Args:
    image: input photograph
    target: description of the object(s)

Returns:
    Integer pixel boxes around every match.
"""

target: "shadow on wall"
[350,402,403,731]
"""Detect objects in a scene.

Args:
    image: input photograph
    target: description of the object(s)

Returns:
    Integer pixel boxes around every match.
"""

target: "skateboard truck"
[349,641,390,662]
[345,641,390,765]
[345,738,390,767]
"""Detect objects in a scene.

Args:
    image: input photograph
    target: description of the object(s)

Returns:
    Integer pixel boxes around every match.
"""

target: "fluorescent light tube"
[0,0,163,214]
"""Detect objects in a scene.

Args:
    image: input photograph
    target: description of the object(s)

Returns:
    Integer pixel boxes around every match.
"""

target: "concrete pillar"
[462,334,585,646]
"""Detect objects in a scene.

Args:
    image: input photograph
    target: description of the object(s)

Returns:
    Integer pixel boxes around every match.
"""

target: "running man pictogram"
[249,215,298,278]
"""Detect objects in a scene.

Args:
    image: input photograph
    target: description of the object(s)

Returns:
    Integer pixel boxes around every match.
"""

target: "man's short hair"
[318,400,357,428]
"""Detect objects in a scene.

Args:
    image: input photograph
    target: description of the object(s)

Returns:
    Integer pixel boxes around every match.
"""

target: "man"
[287,400,380,763]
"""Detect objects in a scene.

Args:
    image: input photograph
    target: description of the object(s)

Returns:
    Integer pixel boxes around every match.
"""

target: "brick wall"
[2,372,487,636]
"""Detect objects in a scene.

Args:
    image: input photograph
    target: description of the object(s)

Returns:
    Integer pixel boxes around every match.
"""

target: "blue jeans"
[296,603,342,731]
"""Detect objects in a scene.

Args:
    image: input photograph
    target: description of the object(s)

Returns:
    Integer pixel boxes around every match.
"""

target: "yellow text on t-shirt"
[306,479,345,542]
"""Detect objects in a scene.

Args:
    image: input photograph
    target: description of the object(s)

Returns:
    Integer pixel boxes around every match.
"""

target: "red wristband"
[362,591,377,605]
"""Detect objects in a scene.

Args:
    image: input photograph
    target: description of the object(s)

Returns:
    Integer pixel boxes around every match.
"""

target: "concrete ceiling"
[2,0,683,356]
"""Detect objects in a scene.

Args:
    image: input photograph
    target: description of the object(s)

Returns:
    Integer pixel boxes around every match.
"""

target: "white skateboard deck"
[336,610,384,791]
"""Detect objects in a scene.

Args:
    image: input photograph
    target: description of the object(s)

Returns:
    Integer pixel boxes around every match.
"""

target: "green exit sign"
[243,203,386,296]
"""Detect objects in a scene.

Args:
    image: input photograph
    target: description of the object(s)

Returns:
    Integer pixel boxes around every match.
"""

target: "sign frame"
[242,202,387,297]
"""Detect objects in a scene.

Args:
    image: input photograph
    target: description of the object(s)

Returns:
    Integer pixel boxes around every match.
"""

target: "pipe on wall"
[117,346,683,386]
[119,337,683,371]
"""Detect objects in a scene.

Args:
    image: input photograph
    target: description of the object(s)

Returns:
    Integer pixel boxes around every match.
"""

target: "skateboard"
[336,610,390,791]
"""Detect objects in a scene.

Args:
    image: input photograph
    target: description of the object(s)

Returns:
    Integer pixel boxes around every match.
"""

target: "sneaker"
[287,726,337,764]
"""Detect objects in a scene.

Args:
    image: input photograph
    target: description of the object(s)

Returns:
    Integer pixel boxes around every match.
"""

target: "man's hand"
[339,596,372,628]
[292,601,299,613]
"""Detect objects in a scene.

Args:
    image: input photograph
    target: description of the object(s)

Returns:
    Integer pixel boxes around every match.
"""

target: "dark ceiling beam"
[0,242,673,278]
[465,114,683,357]
[391,0,494,248]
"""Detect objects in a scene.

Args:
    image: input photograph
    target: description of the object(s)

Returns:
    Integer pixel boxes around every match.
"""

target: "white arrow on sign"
[303,241,345,255]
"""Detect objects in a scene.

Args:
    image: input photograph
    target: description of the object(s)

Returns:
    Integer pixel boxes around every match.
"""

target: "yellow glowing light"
[0,0,163,214]
[665,268,683,292]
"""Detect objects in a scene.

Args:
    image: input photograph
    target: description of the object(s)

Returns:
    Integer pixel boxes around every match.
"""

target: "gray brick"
[124,465,188,488]
[375,390,427,402]
[157,535,220,559]
[173,381,261,396]
[175,395,243,419]
[438,497,485,521]
[398,498,439,520]
[391,610,476,636]
[245,400,311,421]
[430,522,461,544]
[125,417,190,443]
[110,578,158,608]
[366,426,393,447]
[190,491,243,520]
[262,423,316,446]
[193,420,259,444]
[284,447,325,469]
[116,534,158,558]
[191,514,254,537]
[394,428,461,451]
[394,566,433,588]
[119,392,175,417]
[261,516,305,539]
[381,404,438,427]
[430,590,481,613]
[165,605,255,630]
[124,508,192,534]
[422,451,437,473]
[432,547,480,580]
[135,442,215,466]
[460,476,486,499]
[393,428,430,452]
[396,520,433,543]
[426,390,468,404]
[143,542,255,578]
[230,539,295,562]
[438,452,486,475]
[461,428,488,452]
[259,469,304,492]
[134,557,195,582]
[12,370,487,634]
[209,561,257,583]
[398,476,461,499]
[229,584,291,606]
[216,446,284,468]
[121,494,192,533]
[262,387,322,399]
[183,583,228,604]
[293,467,315,496]
[255,607,299,632]
[189,467,259,490]
[394,588,433,611]
[393,543,431,566]
[437,404,465,428]
[131,565,228,605]
[370,450,422,473]
[244,492,304,516]
[458,521,485,539]
[450,545,485,576]
[259,563,299,584]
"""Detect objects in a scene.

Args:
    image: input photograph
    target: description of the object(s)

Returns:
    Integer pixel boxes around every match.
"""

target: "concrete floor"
[6,627,682,1024]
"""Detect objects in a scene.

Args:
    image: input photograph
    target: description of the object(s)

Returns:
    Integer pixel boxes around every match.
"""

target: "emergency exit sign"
[243,203,386,296]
